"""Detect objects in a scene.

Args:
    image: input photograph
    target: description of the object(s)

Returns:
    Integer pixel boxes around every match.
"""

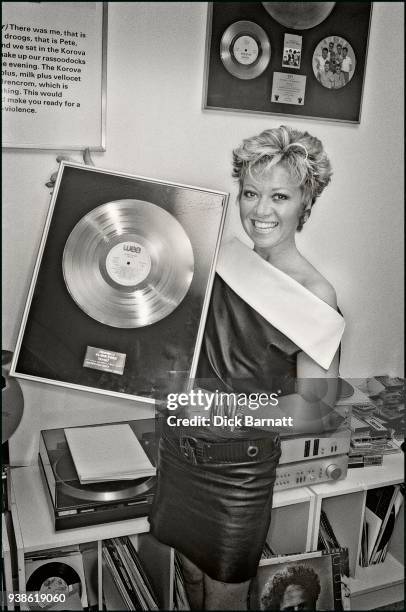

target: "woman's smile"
[251,219,279,233]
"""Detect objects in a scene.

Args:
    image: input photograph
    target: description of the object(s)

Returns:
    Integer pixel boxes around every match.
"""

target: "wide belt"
[165,431,280,465]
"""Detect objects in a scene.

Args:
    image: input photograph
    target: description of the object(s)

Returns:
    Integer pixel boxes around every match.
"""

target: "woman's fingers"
[46,151,93,190]
[83,147,95,166]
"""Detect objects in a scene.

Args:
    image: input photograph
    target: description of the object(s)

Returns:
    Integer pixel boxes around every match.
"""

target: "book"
[64,424,156,484]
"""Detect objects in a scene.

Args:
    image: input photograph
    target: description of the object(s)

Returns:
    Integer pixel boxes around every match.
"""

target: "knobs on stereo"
[326,464,342,480]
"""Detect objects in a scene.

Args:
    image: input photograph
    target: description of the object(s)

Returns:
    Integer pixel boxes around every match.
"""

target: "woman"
[149,126,343,610]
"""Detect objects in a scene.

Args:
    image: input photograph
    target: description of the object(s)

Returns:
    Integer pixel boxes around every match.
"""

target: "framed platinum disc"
[220,20,271,80]
[62,199,194,328]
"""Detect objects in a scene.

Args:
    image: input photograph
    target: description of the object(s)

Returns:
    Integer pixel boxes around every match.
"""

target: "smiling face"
[239,163,305,257]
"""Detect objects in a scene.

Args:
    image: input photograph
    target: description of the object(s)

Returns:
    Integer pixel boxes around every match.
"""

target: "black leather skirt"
[148,431,281,583]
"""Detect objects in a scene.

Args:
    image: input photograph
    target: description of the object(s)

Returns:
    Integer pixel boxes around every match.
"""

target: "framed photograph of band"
[250,549,350,611]
[2,2,108,150]
[203,2,372,123]
[10,163,228,403]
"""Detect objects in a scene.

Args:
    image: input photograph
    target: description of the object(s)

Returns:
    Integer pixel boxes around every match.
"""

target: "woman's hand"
[45,148,95,190]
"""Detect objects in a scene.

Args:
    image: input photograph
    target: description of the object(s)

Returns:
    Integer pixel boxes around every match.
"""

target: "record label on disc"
[105,241,152,287]
[39,576,69,596]
[233,36,259,65]
[26,562,81,596]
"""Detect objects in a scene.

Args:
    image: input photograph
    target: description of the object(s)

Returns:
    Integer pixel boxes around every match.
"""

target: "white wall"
[2,2,404,463]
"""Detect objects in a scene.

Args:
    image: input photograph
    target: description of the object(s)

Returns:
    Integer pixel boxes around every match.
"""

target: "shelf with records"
[8,466,165,610]
[7,440,404,610]
[309,451,404,610]
[8,464,317,610]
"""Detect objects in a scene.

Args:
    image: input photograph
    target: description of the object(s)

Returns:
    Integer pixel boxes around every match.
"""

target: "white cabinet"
[8,451,404,610]
[310,452,404,609]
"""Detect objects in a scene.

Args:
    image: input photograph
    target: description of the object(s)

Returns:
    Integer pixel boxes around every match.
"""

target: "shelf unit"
[310,452,404,610]
[8,450,404,610]
[9,466,167,609]
[9,465,319,610]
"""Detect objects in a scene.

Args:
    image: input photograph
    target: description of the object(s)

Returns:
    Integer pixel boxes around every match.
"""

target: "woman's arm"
[243,280,341,434]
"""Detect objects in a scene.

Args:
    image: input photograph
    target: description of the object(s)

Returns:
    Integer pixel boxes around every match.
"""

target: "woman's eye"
[273,193,288,201]
[243,190,257,198]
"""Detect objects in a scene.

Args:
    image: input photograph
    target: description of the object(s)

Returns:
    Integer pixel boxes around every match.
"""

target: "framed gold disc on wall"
[203,2,372,123]
[11,163,228,403]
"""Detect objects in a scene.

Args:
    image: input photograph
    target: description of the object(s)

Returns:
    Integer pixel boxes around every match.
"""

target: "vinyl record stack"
[360,484,404,566]
[370,377,405,439]
[173,553,190,611]
[260,542,277,559]
[318,509,341,551]
[102,536,159,611]
[317,509,350,579]
[348,412,400,469]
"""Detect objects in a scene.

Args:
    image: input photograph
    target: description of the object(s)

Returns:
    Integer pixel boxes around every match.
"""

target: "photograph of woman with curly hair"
[251,554,338,611]
[260,565,321,610]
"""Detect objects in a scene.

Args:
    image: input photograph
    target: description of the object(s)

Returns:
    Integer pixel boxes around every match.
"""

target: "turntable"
[39,418,160,531]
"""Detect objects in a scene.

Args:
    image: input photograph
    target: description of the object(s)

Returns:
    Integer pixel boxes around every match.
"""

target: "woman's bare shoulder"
[296,257,337,308]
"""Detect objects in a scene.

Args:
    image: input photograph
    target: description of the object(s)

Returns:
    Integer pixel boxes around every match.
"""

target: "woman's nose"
[255,196,274,217]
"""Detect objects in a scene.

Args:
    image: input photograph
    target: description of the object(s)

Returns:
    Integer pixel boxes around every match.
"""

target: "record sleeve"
[11,163,228,402]
[251,548,349,611]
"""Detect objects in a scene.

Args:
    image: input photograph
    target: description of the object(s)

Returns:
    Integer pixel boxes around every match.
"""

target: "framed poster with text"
[2,2,107,150]
[203,2,372,123]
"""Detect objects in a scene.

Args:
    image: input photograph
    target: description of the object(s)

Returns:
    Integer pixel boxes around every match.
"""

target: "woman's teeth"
[252,220,279,233]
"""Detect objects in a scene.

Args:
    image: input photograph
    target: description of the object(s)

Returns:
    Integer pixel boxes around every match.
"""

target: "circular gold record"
[220,20,271,80]
[262,2,336,30]
[62,200,194,328]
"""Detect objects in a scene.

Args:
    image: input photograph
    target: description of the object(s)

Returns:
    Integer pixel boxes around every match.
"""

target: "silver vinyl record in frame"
[11,163,228,403]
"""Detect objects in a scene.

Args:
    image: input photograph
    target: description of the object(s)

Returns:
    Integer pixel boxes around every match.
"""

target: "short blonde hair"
[232,125,332,231]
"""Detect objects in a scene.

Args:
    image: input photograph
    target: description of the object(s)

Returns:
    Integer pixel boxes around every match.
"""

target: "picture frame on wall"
[203,2,372,123]
[2,2,108,150]
[10,163,228,403]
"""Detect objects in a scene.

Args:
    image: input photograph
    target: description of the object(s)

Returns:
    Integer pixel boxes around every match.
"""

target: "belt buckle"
[180,436,199,465]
